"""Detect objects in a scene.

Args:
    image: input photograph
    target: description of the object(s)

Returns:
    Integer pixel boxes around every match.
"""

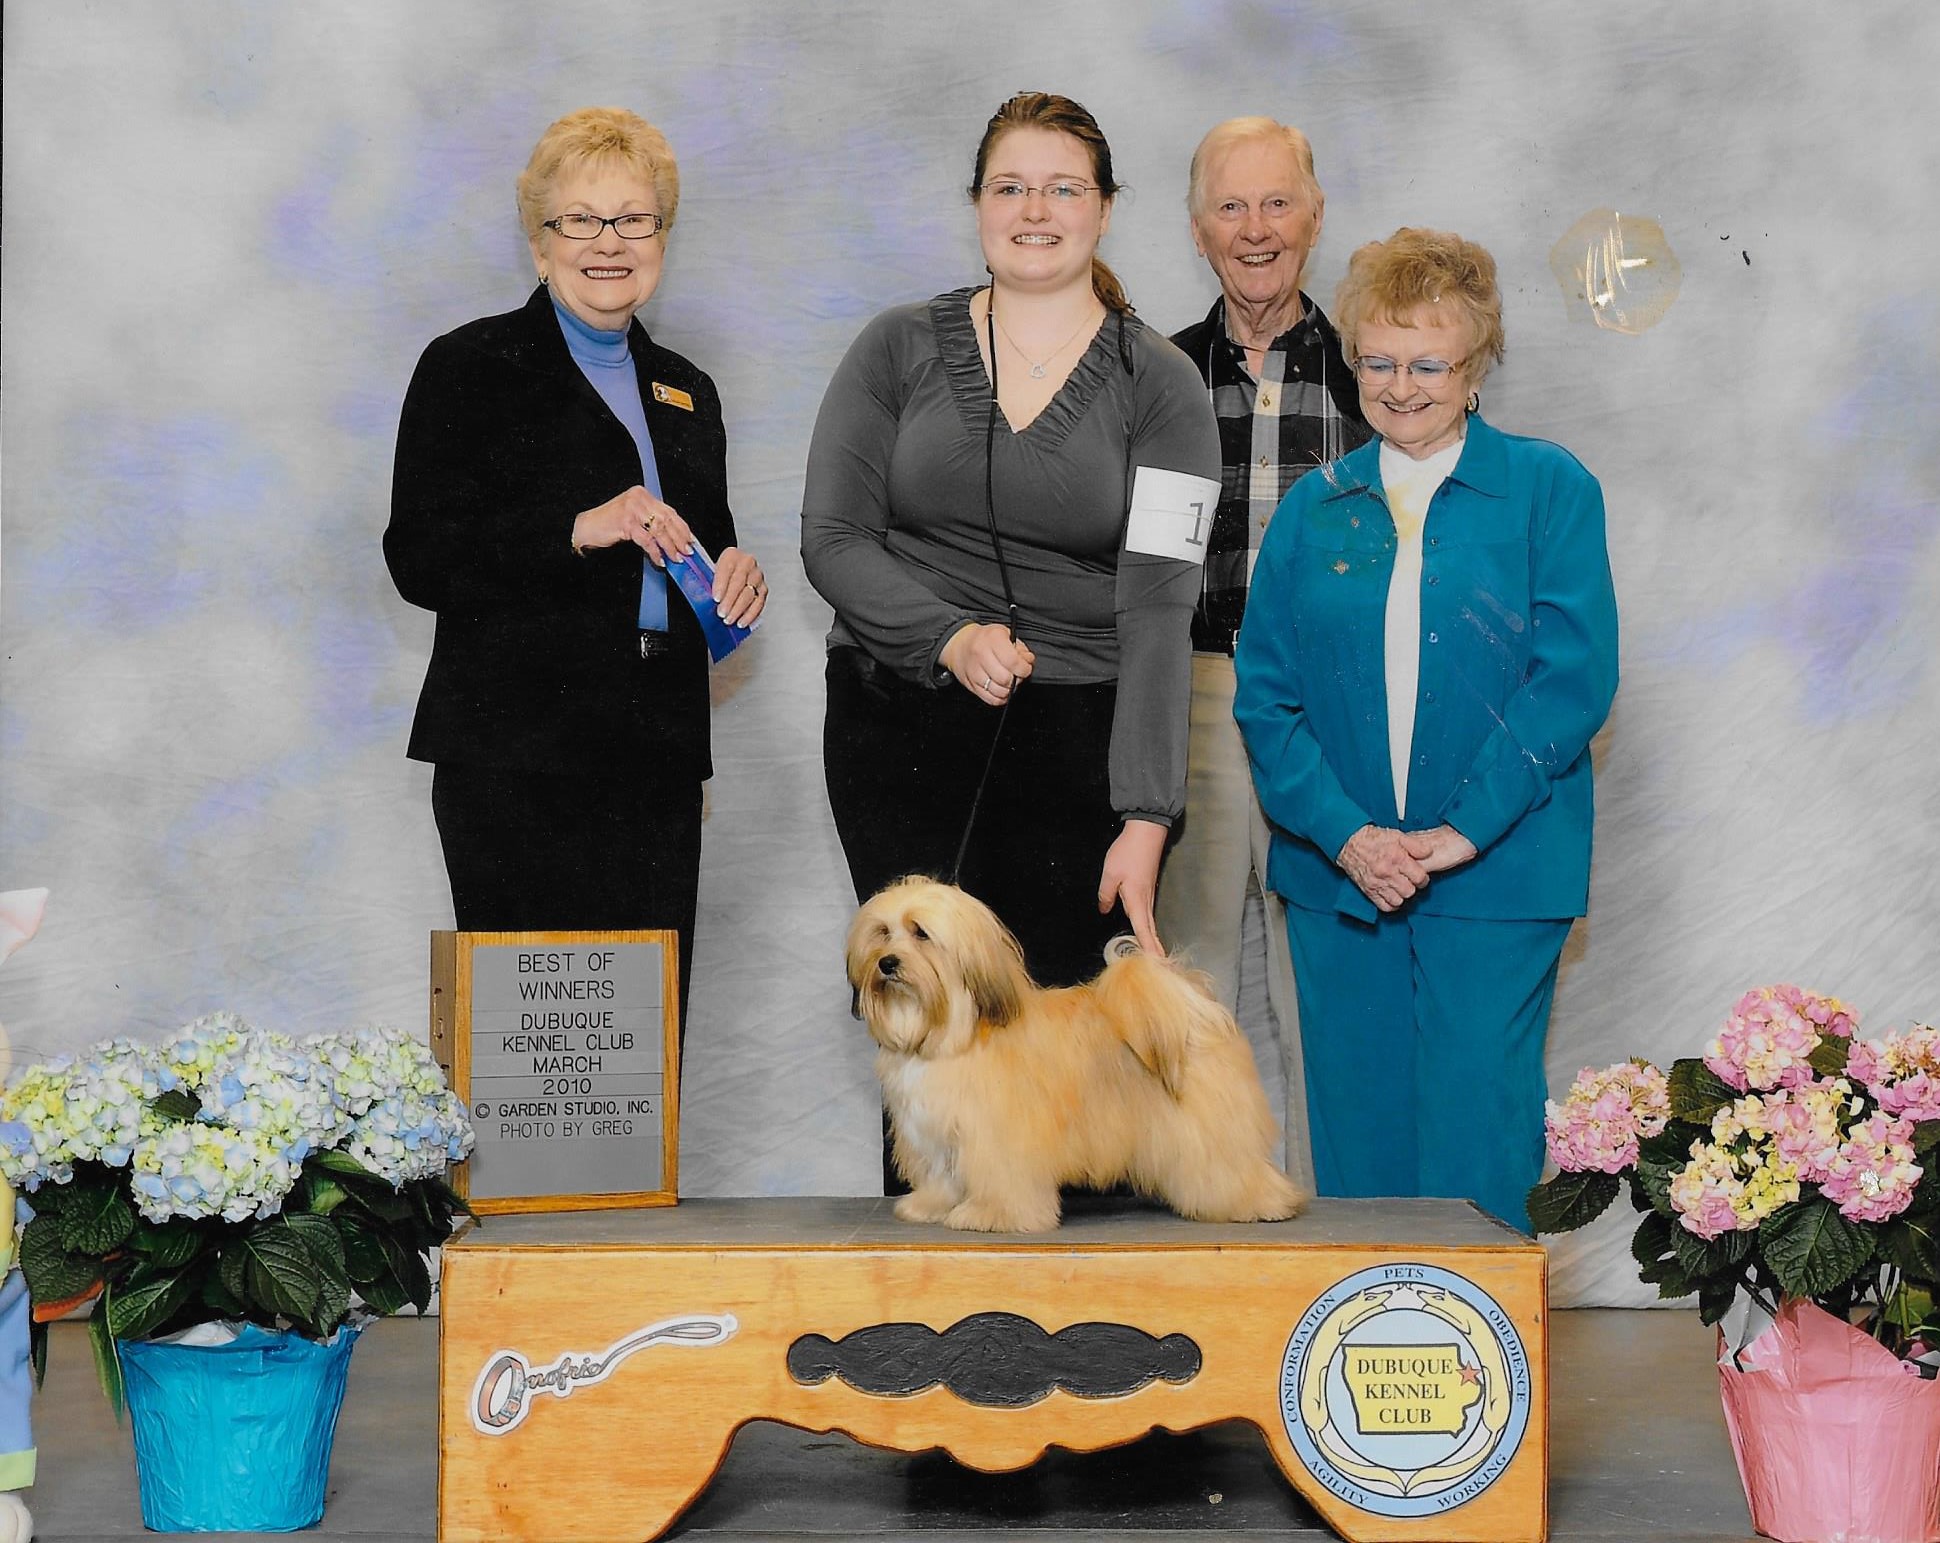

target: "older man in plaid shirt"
[1158,118,1370,1191]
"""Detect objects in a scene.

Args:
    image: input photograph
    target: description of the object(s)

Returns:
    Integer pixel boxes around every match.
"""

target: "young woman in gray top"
[803,93,1220,1007]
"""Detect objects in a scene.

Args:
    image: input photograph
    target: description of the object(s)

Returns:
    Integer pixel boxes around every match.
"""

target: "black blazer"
[385,286,737,780]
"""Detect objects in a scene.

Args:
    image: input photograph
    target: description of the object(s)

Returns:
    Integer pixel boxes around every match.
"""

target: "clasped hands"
[572,486,766,628]
[1337,823,1478,913]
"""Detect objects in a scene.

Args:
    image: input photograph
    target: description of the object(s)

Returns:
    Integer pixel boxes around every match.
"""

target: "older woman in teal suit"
[1234,227,1618,1229]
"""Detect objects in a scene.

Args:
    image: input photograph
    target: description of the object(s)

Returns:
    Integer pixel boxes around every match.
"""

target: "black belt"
[638,630,672,660]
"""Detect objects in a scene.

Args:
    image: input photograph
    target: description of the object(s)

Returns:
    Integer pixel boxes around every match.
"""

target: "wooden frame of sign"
[439,1199,1549,1543]
[429,930,679,1214]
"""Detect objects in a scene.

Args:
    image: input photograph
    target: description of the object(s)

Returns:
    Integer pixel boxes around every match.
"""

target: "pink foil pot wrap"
[1718,1299,1940,1543]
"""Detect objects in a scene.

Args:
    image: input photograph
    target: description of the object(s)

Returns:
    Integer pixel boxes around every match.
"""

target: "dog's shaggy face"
[845,878,1027,1057]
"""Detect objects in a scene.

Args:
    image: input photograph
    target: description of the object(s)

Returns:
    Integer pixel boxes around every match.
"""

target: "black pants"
[430,762,701,1038]
[823,648,1128,1190]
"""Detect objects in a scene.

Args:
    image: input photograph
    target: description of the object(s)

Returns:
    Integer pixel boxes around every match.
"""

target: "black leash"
[946,291,1023,885]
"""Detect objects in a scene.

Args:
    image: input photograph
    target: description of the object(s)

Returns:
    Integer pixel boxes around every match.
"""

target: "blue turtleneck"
[553,296,668,631]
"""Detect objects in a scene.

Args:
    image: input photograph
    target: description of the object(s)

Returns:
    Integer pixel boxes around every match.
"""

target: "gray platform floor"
[30,1308,1756,1542]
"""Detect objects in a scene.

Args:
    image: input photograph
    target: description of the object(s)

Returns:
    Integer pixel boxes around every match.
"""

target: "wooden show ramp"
[438,1197,1547,1542]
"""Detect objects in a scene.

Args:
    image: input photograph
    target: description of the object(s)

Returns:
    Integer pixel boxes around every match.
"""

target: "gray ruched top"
[801,287,1221,823]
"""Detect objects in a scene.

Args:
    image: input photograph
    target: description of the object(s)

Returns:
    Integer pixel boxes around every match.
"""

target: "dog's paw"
[893,1188,957,1225]
[1230,1170,1308,1223]
[1171,1166,1308,1224]
[1248,1184,1308,1223]
[944,1195,1060,1233]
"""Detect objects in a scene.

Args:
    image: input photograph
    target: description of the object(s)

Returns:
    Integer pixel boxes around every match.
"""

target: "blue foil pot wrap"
[120,1321,363,1533]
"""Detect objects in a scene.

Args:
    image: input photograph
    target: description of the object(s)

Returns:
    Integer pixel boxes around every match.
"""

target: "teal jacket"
[1234,414,1618,922]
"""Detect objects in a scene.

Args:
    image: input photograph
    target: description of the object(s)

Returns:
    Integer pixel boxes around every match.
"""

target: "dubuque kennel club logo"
[1281,1264,1530,1518]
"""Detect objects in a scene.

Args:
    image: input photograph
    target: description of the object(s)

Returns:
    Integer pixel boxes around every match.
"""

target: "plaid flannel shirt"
[1170,295,1372,653]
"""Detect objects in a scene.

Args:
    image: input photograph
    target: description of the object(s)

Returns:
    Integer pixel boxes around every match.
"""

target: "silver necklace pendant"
[1028,362,1047,380]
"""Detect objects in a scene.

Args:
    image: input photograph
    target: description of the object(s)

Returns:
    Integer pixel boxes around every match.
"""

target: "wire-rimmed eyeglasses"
[978,179,1100,204]
[1351,355,1464,386]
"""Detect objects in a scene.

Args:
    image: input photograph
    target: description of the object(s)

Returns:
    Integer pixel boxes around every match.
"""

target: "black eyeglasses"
[543,213,664,241]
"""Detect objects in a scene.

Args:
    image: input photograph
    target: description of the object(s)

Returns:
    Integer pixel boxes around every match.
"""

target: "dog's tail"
[1093,948,1239,1098]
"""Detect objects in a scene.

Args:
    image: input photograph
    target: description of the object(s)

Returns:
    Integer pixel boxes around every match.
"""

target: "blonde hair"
[516,107,679,245]
[1334,227,1505,384]
[1186,116,1320,217]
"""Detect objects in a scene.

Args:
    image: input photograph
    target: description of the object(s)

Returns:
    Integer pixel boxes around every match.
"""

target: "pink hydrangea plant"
[1703,984,1852,1092]
[1848,1025,1940,1125]
[1544,1060,1670,1174]
[1819,1113,1923,1224]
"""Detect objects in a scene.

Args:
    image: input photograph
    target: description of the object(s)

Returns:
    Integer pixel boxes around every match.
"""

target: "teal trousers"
[1281,903,1572,1230]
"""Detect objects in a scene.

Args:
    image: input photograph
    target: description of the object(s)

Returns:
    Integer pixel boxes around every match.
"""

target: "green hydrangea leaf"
[200,1269,245,1319]
[394,1235,433,1314]
[1806,1035,1851,1078]
[1526,1170,1619,1235]
[88,1305,124,1421]
[1697,1277,1738,1326]
[314,1271,354,1336]
[353,1265,412,1317]
[424,1175,476,1221]
[341,1186,414,1225]
[105,1271,194,1342]
[284,1212,347,1277]
[334,1217,387,1285]
[19,1215,104,1304]
[148,1088,200,1124]
[1634,1154,1681,1219]
[217,1244,250,1305]
[1671,1222,1753,1279]
[1760,1198,1875,1299]
[55,1182,136,1255]
[1880,1215,1940,1282]
[1630,1210,1674,1268]
[127,1221,202,1269]
[239,1226,324,1325]
[309,1150,387,1187]
[294,1174,351,1216]
[1667,1058,1736,1124]
[21,1182,72,1216]
[1637,1251,1697,1297]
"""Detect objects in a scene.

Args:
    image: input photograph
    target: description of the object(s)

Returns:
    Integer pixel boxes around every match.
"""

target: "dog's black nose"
[878,955,900,977]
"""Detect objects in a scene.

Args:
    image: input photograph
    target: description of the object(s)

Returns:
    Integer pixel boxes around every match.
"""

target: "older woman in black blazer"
[385,107,765,1025]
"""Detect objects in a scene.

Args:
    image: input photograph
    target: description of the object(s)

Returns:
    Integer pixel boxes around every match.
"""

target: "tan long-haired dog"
[846,877,1307,1232]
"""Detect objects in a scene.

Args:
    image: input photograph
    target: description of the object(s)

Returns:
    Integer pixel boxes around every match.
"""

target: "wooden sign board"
[429,930,679,1214]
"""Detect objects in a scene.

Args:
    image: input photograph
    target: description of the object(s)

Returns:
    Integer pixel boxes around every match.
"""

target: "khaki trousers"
[1154,653,1315,1192]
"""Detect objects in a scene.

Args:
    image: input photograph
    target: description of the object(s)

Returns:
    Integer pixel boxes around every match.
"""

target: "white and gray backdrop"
[3,1,1936,1304]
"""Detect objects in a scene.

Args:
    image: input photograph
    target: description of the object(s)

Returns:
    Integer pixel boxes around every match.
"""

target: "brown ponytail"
[1090,257,1131,315]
